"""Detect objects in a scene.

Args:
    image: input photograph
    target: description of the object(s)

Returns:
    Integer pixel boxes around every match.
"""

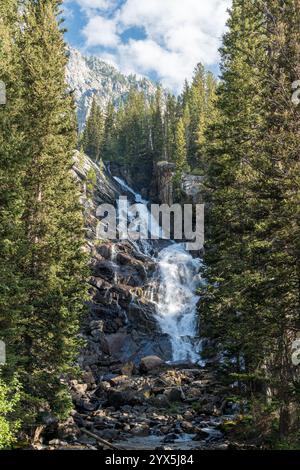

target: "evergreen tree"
[201,0,300,441]
[174,117,189,178]
[102,100,117,161]
[81,97,104,162]
[151,86,164,161]
[0,0,24,443]
[16,0,88,422]
[164,93,178,161]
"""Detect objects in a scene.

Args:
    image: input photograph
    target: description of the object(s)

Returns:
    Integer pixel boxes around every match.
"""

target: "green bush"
[0,376,21,449]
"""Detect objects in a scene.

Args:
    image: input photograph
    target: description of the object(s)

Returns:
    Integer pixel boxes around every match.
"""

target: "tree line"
[200,0,300,446]
[81,65,217,191]
[0,0,88,447]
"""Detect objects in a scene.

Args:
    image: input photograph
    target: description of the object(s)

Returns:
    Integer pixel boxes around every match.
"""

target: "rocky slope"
[66,47,158,131]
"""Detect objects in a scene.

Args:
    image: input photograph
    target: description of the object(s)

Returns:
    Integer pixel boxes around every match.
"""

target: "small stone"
[121,362,135,376]
[70,380,88,396]
[150,394,170,408]
[130,424,149,437]
[109,375,128,386]
[181,421,195,433]
[48,439,61,446]
[99,429,119,441]
[193,429,211,441]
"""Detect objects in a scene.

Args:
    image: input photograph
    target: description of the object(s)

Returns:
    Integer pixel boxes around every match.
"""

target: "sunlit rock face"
[66,47,158,132]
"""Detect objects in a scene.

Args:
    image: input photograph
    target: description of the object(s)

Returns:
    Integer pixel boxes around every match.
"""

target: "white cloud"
[73,0,231,91]
[75,0,116,10]
[82,15,119,47]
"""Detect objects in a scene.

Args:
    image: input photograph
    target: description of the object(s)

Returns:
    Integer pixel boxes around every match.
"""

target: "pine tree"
[102,100,117,161]
[174,117,189,178]
[16,0,88,422]
[81,97,104,162]
[0,0,24,444]
[200,0,267,412]
[248,0,300,437]
[201,0,300,441]
[164,93,178,161]
[151,86,164,161]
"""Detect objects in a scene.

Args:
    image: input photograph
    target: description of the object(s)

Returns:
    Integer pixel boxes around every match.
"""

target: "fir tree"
[174,117,189,180]
[17,0,88,422]
[151,86,164,161]
[81,97,104,162]
[201,0,300,440]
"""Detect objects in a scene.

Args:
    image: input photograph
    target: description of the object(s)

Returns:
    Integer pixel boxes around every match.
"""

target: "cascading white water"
[113,176,202,363]
[155,244,201,362]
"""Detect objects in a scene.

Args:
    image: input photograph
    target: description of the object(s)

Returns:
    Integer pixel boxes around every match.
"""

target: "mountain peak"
[66,47,158,131]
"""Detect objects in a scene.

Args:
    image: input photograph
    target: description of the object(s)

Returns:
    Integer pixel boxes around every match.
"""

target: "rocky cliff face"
[66,48,157,132]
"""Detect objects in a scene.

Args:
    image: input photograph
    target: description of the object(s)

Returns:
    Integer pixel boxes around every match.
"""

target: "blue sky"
[63,0,231,93]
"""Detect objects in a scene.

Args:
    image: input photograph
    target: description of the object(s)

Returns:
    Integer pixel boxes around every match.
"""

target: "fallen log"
[81,428,125,450]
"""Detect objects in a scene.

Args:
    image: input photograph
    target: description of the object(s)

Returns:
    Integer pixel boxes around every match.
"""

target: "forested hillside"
[80,64,216,193]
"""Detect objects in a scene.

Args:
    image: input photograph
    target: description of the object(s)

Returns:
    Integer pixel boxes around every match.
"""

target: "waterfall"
[156,244,201,362]
[113,176,201,363]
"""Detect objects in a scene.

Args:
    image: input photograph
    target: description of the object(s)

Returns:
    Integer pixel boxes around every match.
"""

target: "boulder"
[140,355,164,373]
[192,429,211,441]
[149,394,170,408]
[165,387,185,403]
[107,390,137,409]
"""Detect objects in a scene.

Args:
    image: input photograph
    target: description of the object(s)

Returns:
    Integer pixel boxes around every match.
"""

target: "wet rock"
[93,260,117,282]
[130,424,149,437]
[193,429,211,441]
[127,303,157,333]
[162,433,178,444]
[97,244,113,260]
[140,356,164,373]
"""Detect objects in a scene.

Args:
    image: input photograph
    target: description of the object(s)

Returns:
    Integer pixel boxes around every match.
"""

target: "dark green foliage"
[200,0,300,441]
[0,0,89,436]
[81,97,104,162]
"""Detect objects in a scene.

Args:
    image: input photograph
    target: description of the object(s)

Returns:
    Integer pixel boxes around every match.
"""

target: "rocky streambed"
[43,360,233,450]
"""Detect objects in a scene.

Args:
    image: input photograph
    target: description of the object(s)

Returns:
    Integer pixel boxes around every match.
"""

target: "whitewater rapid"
[113,176,201,363]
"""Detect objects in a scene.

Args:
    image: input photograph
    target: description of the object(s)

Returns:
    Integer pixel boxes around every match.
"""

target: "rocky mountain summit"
[66,47,158,131]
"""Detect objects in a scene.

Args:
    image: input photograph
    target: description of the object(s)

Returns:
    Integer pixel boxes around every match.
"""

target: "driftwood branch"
[81,428,125,450]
